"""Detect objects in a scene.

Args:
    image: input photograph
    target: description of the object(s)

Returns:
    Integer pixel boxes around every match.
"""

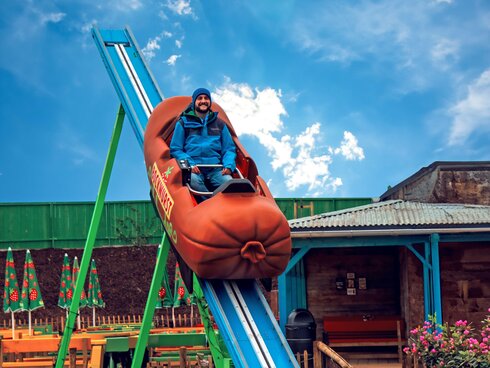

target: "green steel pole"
[55,105,125,368]
[131,233,171,368]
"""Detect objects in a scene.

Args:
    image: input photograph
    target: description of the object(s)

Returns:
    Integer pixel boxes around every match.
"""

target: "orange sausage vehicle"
[144,96,291,282]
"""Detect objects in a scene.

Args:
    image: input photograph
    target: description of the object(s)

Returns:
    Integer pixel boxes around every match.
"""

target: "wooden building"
[278,162,490,347]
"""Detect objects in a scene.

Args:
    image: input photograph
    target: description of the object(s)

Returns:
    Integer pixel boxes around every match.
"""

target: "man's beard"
[196,104,210,113]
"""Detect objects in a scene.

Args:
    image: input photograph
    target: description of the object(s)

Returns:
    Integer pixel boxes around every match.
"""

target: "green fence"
[0,198,372,250]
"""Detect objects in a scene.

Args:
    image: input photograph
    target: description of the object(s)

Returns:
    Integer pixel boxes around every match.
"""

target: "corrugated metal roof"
[289,200,490,230]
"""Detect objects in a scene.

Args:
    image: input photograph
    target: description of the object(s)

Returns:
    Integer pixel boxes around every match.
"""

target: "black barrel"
[285,308,317,356]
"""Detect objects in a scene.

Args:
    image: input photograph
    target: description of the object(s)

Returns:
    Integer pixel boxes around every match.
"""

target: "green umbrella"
[58,253,72,309]
[173,262,191,307]
[20,250,44,335]
[156,269,173,309]
[3,247,21,338]
[72,256,88,308]
[72,256,88,329]
[87,259,104,327]
[173,262,191,327]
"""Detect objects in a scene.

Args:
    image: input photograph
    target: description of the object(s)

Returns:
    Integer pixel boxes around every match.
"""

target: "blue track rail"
[201,279,299,368]
[92,26,163,148]
[93,26,298,368]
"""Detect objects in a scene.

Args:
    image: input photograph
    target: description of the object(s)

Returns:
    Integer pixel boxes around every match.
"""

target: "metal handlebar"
[186,165,245,196]
[192,164,244,179]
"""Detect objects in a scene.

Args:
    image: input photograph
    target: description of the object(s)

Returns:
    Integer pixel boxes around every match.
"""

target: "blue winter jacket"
[169,107,237,172]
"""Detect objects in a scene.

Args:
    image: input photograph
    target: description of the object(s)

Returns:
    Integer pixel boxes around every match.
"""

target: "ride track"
[55,26,299,368]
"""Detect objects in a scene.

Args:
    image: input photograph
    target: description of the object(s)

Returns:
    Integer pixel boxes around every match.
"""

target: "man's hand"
[221,168,232,176]
[191,166,201,174]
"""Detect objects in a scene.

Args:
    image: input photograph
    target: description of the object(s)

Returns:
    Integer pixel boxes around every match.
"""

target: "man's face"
[194,94,211,114]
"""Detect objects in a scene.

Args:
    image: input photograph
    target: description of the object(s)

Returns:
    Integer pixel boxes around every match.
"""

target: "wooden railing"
[0,311,203,333]
[287,341,354,368]
[313,341,353,368]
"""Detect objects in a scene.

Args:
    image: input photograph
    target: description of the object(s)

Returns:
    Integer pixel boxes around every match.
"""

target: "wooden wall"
[304,247,402,338]
[400,241,490,330]
[400,246,424,333]
[440,241,490,327]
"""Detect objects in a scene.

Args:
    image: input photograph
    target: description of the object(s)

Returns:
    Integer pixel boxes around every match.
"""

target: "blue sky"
[1,0,490,203]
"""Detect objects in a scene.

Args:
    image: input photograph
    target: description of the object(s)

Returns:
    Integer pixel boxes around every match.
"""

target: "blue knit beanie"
[192,88,211,107]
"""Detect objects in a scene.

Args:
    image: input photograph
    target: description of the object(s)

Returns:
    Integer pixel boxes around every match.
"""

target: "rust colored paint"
[144,96,292,279]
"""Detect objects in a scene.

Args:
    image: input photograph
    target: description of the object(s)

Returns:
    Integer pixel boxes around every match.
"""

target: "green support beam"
[55,105,126,368]
[131,233,171,368]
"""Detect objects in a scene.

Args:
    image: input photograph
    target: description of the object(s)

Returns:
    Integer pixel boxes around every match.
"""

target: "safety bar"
[193,164,244,179]
[186,164,244,196]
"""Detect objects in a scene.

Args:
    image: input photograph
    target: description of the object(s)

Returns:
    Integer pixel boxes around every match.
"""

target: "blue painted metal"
[292,236,430,248]
[406,244,431,269]
[430,234,442,325]
[201,279,299,368]
[279,259,307,332]
[285,245,311,273]
[423,242,432,320]
[278,273,287,333]
[92,26,163,148]
[440,233,490,242]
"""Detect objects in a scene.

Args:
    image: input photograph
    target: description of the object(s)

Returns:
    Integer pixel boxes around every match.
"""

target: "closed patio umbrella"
[20,250,44,336]
[3,247,21,339]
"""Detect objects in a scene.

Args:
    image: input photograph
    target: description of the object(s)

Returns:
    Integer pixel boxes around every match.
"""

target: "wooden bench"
[0,335,90,367]
[323,315,405,363]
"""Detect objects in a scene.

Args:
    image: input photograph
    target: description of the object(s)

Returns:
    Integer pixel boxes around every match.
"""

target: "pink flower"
[455,320,468,327]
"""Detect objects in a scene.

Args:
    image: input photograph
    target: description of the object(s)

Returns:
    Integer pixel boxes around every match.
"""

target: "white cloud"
[214,79,285,137]
[39,12,66,25]
[81,21,97,34]
[330,131,365,160]
[175,39,183,48]
[448,69,490,145]
[213,79,360,195]
[113,0,142,11]
[287,0,487,93]
[166,54,181,66]
[57,126,98,165]
[431,38,459,69]
[166,0,196,18]
[142,37,161,61]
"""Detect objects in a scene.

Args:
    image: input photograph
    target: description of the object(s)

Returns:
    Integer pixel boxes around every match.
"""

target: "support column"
[430,233,442,325]
[132,233,171,368]
[423,242,432,320]
[278,273,287,332]
[279,246,310,332]
[55,105,125,368]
